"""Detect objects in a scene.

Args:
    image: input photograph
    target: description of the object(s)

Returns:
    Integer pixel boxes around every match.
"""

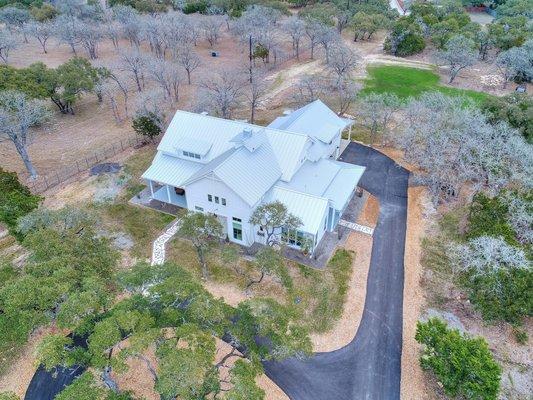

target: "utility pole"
[249,35,253,83]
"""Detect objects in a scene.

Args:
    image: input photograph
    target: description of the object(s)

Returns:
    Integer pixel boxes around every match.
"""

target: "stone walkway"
[151,219,181,266]
[338,219,374,236]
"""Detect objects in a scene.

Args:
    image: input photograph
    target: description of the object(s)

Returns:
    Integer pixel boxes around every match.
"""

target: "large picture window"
[281,227,306,247]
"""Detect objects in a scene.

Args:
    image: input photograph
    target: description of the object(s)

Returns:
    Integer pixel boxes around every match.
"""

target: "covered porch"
[148,180,187,209]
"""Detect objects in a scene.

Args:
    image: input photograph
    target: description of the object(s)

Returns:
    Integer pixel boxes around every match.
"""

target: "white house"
[142,99,365,252]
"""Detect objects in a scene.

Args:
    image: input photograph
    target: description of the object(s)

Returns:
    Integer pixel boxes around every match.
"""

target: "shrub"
[183,0,209,14]
[384,18,426,56]
[452,236,532,324]
[482,94,533,143]
[0,168,41,239]
[132,111,163,141]
[415,318,501,400]
[466,193,517,245]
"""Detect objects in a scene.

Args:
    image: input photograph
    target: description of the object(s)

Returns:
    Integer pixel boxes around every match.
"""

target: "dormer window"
[183,151,201,159]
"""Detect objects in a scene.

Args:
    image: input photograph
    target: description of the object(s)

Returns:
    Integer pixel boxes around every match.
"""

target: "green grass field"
[361,65,491,103]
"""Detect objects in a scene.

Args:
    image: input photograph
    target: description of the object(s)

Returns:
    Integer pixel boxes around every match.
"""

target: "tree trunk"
[14,140,37,178]
[187,70,191,85]
[197,249,208,280]
[245,270,264,290]
[101,367,119,392]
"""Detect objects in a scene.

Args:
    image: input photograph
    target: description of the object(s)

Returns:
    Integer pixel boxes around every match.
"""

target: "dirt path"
[400,186,435,400]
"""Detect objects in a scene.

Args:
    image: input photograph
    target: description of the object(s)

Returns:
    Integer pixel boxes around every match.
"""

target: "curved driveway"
[264,143,409,400]
[25,143,408,400]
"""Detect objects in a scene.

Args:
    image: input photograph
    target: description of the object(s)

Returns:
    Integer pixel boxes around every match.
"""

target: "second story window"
[183,151,201,159]
[215,196,219,204]
[221,198,226,206]
[208,194,212,202]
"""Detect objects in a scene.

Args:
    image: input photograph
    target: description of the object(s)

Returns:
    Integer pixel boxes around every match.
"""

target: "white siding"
[185,175,255,246]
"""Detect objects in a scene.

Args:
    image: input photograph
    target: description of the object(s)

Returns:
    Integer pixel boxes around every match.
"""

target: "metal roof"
[267,99,352,144]
[184,132,282,206]
[266,186,329,233]
[142,153,202,187]
[177,136,213,156]
[279,159,365,210]
[157,110,310,180]
[324,164,366,210]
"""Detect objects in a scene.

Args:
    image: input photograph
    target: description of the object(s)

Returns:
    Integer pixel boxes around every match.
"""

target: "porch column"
[166,185,171,203]
[149,180,154,197]
[348,125,352,142]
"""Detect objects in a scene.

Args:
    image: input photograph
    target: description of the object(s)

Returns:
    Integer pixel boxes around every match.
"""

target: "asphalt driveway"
[264,143,409,400]
[24,143,408,400]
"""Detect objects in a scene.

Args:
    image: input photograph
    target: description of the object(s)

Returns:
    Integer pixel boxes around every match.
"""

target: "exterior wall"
[184,175,256,246]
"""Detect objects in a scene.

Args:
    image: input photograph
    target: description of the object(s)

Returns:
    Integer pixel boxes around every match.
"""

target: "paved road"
[25,335,86,400]
[264,143,410,400]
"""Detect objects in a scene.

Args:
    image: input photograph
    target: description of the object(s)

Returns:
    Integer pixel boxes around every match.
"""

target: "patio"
[130,187,184,216]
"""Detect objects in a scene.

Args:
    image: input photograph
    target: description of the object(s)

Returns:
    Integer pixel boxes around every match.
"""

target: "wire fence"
[26,135,147,194]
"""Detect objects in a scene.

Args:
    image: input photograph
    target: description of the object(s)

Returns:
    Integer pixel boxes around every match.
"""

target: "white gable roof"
[279,159,366,211]
[265,186,329,233]
[142,153,202,187]
[157,110,310,180]
[268,99,352,144]
[184,132,282,206]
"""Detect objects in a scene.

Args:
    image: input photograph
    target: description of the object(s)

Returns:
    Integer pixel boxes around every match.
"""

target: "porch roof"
[142,153,201,187]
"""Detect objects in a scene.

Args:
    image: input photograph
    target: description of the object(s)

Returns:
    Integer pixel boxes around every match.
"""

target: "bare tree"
[0,30,18,64]
[54,15,82,55]
[495,43,532,88]
[335,79,361,116]
[105,68,130,117]
[452,236,528,276]
[245,70,268,123]
[141,15,165,58]
[292,73,327,105]
[327,44,360,84]
[0,7,30,35]
[356,93,401,145]
[0,91,50,178]
[98,80,122,123]
[103,18,121,50]
[316,24,340,63]
[199,70,244,119]
[304,19,323,59]
[146,58,181,102]
[118,49,146,92]
[398,92,532,204]
[284,16,305,59]
[24,21,53,54]
[77,21,103,59]
[503,193,533,245]
[202,17,222,47]
[114,5,142,48]
[135,88,166,117]
[435,35,477,83]
[177,45,201,85]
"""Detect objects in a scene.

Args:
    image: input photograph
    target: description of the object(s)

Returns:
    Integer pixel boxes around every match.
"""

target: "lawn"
[361,65,491,104]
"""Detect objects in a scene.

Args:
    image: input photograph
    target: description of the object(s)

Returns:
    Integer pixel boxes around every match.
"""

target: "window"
[221,198,226,206]
[208,194,213,202]
[195,206,204,211]
[182,151,201,159]
[281,227,305,247]
[215,196,219,204]
[232,217,242,240]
